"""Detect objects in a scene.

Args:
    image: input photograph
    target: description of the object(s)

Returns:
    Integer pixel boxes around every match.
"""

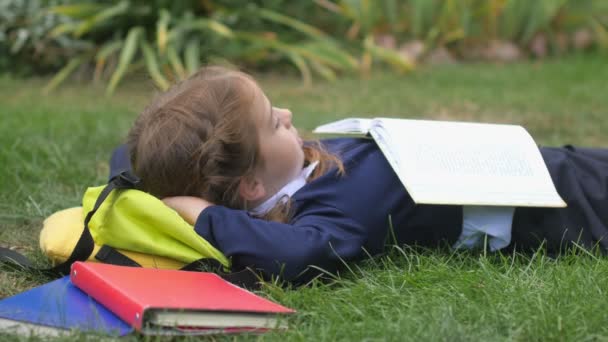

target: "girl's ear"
[238,175,266,202]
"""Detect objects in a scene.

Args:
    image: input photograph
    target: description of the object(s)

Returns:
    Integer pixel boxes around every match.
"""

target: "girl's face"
[249,84,305,201]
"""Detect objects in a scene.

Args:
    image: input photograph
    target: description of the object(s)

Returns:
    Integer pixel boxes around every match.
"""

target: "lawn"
[1,54,608,341]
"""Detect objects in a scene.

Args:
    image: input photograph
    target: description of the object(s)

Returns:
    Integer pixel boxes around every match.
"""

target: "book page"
[370,118,566,207]
[313,118,374,134]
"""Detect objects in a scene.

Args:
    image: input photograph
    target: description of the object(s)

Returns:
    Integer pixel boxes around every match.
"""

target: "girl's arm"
[162,196,212,225]
[193,202,367,285]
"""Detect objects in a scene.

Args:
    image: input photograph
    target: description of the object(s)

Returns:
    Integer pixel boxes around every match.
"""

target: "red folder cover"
[70,262,294,332]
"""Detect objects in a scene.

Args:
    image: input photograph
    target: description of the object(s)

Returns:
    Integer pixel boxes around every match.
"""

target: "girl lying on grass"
[111,66,608,285]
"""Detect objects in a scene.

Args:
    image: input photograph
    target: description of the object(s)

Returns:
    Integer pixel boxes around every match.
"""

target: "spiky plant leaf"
[167,44,187,80]
[74,1,130,38]
[47,3,106,19]
[106,26,143,95]
[156,9,170,55]
[96,40,123,63]
[173,19,234,40]
[141,40,170,90]
[286,52,312,87]
[94,40,123,81]
[184,38,201,75]
[296,40,359,70]
[257,8,329,40]
[43,57,84,94]
[363,35,414,73]
[309,58,337,81]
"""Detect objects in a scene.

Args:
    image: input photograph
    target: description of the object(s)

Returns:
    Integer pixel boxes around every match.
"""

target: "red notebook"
[70,262,295,334]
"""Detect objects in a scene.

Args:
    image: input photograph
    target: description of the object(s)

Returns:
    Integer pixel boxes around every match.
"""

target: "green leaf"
[410,0,439,39]
[10,29,28,54]
[106,26,143,95]
[141,41,170,90]
[184,38,201,75]
[47,3,106,19]
[167,45,187,80]
[590,18,608,49]
[236,32,357,82]
[157,9,171,55]
[285,52,312,87]
[43,57,84,94]
[384,0,399,32]
[296,40,359,70]
[96,40,123,63]
[94,40,123,81]
[48,22,79,38]
[173,19,234,40]
[363,35,414,73]
[257,8,329,40]
[519,0,569,43]
[309,59,337,82]
[74,1,130,37]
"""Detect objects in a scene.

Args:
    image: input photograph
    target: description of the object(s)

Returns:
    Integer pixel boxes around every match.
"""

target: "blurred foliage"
[0,0,89,75]
[1,0,607,93]
[41,0,361,94]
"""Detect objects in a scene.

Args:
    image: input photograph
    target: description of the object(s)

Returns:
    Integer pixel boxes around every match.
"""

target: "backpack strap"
[0,247,33,269]
[0,171,140,276]
[180,258,262,290]
[94,244,261,290]
[94,245,142,267]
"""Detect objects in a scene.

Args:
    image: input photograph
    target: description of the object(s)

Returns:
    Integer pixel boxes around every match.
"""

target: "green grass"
[2,54,608,341]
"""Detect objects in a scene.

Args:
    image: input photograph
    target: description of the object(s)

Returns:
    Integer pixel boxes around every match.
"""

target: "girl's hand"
[162,196,214,225]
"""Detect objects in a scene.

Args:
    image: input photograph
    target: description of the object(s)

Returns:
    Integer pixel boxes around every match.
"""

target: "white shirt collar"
[249,161,318,216]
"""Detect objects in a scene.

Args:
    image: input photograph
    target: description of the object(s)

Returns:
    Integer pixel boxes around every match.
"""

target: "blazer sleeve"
[194,202,368,285]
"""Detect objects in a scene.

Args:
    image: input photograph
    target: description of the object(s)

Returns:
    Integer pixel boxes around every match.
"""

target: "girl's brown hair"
[127,66,343,222]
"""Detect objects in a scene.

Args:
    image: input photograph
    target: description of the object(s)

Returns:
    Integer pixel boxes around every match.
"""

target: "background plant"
[2,0,608,94]
[0,0,87,75]
[41,0,362,94]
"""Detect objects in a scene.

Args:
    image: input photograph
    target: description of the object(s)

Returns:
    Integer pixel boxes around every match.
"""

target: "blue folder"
[0,276,132,337]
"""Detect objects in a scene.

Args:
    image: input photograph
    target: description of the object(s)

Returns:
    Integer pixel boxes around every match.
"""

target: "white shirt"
[249,161,319,216]
[454,206,515,251]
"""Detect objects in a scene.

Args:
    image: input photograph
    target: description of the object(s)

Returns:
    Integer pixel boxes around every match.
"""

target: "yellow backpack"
[40,186,229,270]
[1,171,257,288]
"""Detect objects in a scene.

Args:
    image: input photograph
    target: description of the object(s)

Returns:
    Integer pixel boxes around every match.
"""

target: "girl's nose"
[277,107,293,128]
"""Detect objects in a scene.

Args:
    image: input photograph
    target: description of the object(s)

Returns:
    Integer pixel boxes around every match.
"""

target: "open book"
[314,118,566,208]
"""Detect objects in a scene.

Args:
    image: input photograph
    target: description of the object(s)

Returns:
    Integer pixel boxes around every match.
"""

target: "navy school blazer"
[110,138,608,284]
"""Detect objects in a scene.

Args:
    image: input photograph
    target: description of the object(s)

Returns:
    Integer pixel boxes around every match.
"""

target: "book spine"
[70,263,144,331]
